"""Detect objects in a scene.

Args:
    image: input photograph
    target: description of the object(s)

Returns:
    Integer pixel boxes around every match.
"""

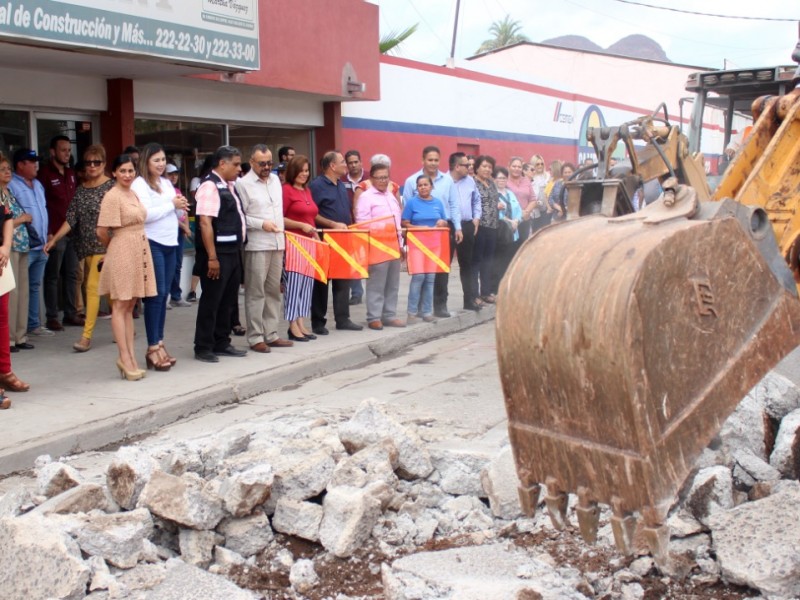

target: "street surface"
[0,321,507,491]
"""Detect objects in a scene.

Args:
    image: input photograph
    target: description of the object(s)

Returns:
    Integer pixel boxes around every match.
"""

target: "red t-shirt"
[282,184,318,238]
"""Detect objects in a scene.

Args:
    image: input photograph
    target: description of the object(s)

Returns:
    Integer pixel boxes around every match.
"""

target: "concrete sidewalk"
[0,263,495,475]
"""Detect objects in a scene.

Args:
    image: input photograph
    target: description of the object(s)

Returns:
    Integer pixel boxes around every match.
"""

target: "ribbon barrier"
[284,231,330,284]
[350,216,402,265]
[406,227,451,275]
[324,229,370,280]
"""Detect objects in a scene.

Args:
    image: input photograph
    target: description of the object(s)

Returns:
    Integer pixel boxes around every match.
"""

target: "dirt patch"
[228,525,758,599]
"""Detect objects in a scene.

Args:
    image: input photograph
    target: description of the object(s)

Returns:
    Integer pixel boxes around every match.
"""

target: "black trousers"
[194,251,242,354]
[456,220,478,307]
[311,278,351,328]
[432,221,457,313]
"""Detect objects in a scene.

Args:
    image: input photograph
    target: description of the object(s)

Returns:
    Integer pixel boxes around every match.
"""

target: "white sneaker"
[28,326,54,336]
[170,298,192,308]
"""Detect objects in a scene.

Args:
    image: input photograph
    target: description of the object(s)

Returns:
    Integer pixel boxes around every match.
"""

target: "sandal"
[232,325,246,336]
[0,394,10,409]
[159,342,178,366]
[474,298,485,307]
[481,294,496,304]
[145,347,172,372]
[0,372,30,392]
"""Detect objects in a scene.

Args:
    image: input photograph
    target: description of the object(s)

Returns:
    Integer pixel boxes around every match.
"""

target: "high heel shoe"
[301,332,317,340]
[145,347,172,371]
[116,359,144,381]
[287,328,310,342]
[159,342,177,366]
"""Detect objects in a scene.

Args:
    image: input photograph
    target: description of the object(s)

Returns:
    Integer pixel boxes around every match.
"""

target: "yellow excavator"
[496,43,800,567]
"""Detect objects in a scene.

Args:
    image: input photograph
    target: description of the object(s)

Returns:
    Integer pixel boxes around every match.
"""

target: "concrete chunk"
[179,529,223,568]
[37,461,83,498]
[144,560,257,599]
[272,497,324,542]
[106,446,160,510]
[33,483,116,516]
[770,407,800,478]
[137,470,224,530]
[480,446,523,519]
[319,486,382,558]
[338,398,433,479]
[684,466,733,527]
[0,513,90,600]
[71,508,154,569]
[710,486,800,598]
[218,512,274,558]
[218,464,274,517]
[431,447,490,496]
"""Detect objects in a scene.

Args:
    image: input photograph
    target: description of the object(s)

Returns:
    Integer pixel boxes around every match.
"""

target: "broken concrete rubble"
[137,470,225,530]
[37,461,83,498]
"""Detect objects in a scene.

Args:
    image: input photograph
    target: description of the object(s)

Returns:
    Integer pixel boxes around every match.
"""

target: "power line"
[611,0,798,22]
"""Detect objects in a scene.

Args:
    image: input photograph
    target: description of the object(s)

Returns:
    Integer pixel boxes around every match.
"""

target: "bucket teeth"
[517,484,542,517]
[575,486,600,544]
[610,496,637,556]
[544,476,569,530]
[642,506,670,570]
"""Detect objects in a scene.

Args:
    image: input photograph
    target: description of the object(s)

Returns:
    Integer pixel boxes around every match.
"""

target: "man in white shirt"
[235,145,292,353]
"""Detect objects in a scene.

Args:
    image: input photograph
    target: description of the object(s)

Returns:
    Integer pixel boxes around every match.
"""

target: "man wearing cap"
[38,135,81,331]
[8,149,50,337]
[235,144,292,353]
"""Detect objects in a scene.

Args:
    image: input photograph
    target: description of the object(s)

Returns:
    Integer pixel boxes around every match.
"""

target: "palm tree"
[476,16,529,54]
[380,24,419,55]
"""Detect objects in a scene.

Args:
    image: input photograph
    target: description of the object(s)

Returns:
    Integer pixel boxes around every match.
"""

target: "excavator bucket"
[496,194,800,561]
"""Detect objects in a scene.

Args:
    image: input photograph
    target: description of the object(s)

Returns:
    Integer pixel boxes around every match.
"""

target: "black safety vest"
[201,172,244,255]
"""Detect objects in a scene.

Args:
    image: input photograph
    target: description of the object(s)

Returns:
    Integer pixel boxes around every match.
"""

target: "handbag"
[497,219,515,245]
[0,262,16,296]
[24,222,43,249]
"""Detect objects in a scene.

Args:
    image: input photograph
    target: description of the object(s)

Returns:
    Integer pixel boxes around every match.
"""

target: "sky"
[367,0,799,69]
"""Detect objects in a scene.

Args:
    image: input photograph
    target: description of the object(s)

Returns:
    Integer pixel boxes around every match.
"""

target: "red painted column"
[314,101,342,170]
[100,79,135,156]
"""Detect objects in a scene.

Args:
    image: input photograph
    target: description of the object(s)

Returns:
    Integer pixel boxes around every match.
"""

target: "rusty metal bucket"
[496,197,800,560]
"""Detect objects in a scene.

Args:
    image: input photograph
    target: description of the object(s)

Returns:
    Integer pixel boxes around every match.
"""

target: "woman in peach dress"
[96,154,156,381]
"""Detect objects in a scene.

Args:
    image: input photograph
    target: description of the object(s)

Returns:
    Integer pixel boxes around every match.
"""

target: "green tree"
[379,23,418,55]
[476,15,529,54]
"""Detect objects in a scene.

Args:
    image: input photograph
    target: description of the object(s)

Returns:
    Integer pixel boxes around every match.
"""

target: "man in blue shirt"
[8,148,51,337]
[402,146,461,318]
[309,150,363,334]
[448,152,483,311]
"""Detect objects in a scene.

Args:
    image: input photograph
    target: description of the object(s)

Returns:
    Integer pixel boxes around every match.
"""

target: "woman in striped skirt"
[281,156,319,341]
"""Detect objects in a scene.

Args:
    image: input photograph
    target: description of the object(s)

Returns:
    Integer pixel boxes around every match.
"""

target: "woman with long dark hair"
[96,154,157,380]
[282,155,320,341]
[131,143,187,371]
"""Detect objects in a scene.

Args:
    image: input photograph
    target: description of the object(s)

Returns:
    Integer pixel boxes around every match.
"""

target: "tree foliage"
[380,23,419,55]
[476,15,529,54]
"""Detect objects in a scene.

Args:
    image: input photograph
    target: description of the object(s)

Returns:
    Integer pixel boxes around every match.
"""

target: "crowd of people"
[0,138,575,406]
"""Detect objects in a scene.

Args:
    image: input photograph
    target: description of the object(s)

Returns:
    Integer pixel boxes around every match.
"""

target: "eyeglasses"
[85,160,104,167]
[256,161,273,168]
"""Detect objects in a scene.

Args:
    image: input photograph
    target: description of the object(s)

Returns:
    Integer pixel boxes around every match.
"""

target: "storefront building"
[0,0,380,190]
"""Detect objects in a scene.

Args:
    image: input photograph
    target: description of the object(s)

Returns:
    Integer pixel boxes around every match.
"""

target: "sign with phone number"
[0,0,259,71]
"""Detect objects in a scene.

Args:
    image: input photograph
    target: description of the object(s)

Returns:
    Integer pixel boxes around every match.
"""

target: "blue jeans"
[143,240,177,346]
[350,279,363,300]
[27,248,48,330]
[408,273,435,316]
[170,228,185,301]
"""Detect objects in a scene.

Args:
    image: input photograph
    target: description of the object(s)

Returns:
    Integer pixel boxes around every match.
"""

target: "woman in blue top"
[493,166,523,294]
[401,175,447,324]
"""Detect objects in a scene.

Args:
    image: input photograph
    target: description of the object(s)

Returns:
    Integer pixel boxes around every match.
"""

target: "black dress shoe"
[349,296,362,305]
[464,303,482,312]
[312,326,329,336]
[288,329,310,342]
[15,342,34,350]
[194,351,219,363]
[214,345,247,357]
[434,310,451,319]
[9,346,18,353]
[336,321,363,331]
